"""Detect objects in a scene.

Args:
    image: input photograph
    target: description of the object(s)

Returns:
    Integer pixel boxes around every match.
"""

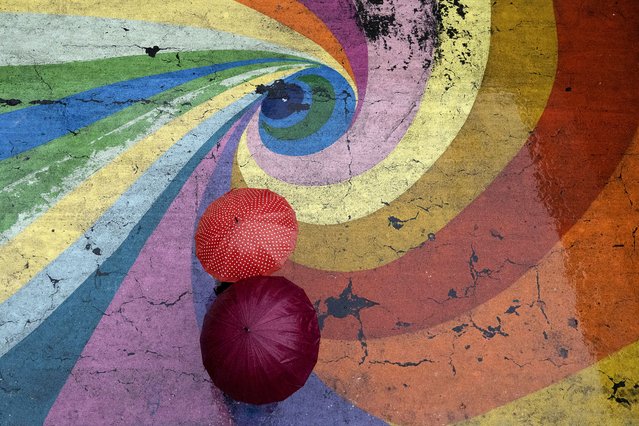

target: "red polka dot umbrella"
[195,188,298,282]
[200,275,320,405]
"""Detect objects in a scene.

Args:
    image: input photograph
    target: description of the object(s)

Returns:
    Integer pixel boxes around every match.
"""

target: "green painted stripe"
[0,61,296,235]
[261,74,335,141]
[0,50,301,113]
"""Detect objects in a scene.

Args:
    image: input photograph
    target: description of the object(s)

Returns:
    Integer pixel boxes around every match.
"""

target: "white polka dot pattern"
[195,188,299,282]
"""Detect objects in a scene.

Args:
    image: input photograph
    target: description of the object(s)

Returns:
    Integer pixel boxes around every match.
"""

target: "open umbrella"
[195,188,298,282]
[200,275,320,405]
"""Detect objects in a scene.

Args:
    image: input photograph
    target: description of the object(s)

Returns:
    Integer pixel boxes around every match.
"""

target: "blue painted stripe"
[0,58,296,161]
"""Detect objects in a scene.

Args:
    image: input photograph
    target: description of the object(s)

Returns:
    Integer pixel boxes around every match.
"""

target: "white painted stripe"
[0,12,317,66]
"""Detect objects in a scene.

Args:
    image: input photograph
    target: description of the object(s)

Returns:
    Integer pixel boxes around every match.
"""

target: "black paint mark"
[387,212,419,230]
[0,98,21,107]
[448,288,458,298]
[354,0,397,42]
[558,347,569,359]
[351,0,438,70]
[394,321,412,328]
[29,99,60,105]
[568,317,579,328]
[147,291,189,308]
[607,376,632,408]
[529,269,550,323]
[143,45,161,58]
[411,2,438,57]
[464,246,494,297]
[490,229,504,240]
[450,0,467,19]
[388,216,405,230]
[432,0,473,74]
[46,273,61,287]
[122,27,130,32]
[92,247,102,255]
[452,323,468,334]
[504,305,521,316]
[319,280,379,327]
[369,357,434,368]
[471,317,508,339]
[316,280,379,364]
[255,80,280,95]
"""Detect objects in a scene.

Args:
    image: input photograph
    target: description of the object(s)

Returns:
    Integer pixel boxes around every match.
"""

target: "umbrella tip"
[243,326,251,333]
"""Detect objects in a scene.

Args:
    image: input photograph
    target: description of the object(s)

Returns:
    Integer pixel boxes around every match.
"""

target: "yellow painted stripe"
[233,0,557,272]
[0,0,355,96]
[234,0,491,225]
[0,67,302,303]
[463,340,639,425]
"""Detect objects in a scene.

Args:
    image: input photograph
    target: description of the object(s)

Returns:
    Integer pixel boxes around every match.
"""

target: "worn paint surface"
[0,0,638,425]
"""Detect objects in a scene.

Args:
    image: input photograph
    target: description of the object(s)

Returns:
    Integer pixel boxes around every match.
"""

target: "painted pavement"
[0,0,638,424]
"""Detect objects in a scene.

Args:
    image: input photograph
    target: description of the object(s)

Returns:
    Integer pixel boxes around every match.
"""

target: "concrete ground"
[0,0,638,424]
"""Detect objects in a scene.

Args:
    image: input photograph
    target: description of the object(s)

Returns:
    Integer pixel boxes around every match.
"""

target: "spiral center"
[256,80,308,120]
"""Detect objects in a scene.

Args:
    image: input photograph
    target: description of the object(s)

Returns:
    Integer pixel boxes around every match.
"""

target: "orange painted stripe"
[235,0,356,85]
[315,126,639,424]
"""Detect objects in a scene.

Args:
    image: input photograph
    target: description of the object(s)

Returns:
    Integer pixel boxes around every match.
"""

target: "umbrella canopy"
[200,275,320,405]
[195,188,298,282]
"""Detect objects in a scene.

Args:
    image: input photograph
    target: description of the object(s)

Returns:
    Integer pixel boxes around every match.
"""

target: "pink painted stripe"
[245,0,436,185]
[300,0,369,114]
[44,120,246,426]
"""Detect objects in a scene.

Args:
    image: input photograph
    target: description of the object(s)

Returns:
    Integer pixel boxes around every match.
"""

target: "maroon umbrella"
[195,188,298,282]
[200,276,320,404]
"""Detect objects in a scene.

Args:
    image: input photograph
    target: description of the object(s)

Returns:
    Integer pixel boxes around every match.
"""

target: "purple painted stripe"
[300,0,369,114]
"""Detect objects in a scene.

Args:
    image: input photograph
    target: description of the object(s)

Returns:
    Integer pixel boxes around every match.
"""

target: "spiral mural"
[1,0,638,424]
